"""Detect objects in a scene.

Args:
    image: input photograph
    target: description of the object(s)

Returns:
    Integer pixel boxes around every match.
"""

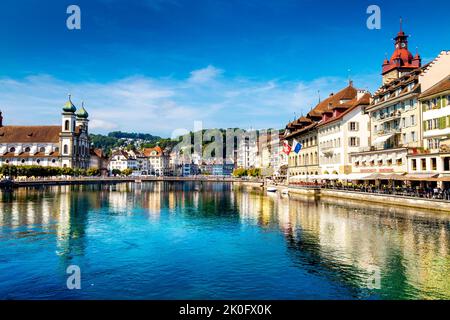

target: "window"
[24,147,30,152]
[411,131,416,142]
[65,120,70,131]
[433,118,439,129]
[410,115,416,126]
[9,147,15,153]
[63,144,68,154]
[349,122,358,131]
[39,147,45,152]
[397,158,403,166]
[349,137,359,147]
[431,158,437,171]
[412,159,417,171]
[431,98,438,109]
[421,159,426,171]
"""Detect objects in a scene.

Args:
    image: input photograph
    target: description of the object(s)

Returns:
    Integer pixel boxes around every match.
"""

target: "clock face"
[401,43,406,48]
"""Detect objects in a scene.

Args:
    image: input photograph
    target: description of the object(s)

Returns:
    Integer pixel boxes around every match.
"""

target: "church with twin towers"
[0,95,91,169]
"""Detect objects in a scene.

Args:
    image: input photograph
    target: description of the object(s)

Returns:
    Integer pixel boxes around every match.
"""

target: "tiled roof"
[0,126,60,143]
[90,148,106,159]
[143,146,163,157]
[372,65,427,102]
[111,150,131,159]
[1,151,60,158]
[318,93,371,127]
[284,84,358,139]
[420,76,450,98]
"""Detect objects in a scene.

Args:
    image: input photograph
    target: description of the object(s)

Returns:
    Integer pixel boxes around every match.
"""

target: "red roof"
[143,146,163,157]
[318,93,371,127]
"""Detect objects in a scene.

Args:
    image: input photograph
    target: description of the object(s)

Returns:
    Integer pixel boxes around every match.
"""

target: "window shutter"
[441,117,447,129]
[356,137,360,147]
[356,122,359,131]
[423,120,427,131]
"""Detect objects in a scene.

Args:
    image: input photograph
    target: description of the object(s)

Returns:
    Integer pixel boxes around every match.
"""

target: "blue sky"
[0,0,449,136]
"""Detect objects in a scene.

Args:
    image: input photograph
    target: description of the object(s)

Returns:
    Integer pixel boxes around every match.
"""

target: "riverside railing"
[289,182,450,201]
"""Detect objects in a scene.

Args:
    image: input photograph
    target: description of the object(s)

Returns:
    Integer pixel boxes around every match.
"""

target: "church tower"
[59,94,77,168]
[382,20,421,85]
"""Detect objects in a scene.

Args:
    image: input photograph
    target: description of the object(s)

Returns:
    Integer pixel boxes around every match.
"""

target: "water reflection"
[234,188,450,299]
[0,182,449,299]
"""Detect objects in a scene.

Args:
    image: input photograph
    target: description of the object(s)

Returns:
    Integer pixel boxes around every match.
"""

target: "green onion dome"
[76,102,89,119]
[63,94,77,113]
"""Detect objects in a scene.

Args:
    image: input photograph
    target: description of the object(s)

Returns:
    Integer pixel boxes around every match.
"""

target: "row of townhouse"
[284,25,450,188]
[108,146,170,176]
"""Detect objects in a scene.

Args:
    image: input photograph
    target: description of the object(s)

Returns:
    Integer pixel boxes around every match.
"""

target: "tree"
[86,168,100,176]
[111,169,121,176]
[232,168,247,177]
[61,167,74,176]
[122,168,133,176]
[248,168,261,177]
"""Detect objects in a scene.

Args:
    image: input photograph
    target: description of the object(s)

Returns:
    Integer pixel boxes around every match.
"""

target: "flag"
[293,139,303,154]
[282,141,292,155]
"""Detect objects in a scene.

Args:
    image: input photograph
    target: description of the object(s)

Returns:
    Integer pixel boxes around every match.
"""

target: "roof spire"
[399,17,403,32]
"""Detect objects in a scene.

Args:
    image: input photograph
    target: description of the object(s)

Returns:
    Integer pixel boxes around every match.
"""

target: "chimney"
[0,111,3,127]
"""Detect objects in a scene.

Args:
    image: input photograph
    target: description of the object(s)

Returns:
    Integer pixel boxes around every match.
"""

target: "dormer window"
[24,147,31,153]
[9,147,15,153]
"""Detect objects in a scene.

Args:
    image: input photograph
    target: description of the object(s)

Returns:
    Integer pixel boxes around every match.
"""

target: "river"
[0,182,449,299]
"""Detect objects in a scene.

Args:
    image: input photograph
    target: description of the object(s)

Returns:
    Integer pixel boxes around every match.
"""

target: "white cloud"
[0,67,379,136]
[188,65,223,84]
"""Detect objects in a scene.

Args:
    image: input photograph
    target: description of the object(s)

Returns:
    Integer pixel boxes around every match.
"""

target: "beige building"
[408,74,450,186]
[318,89,371,177]
[285,84,358,180]
[350,26,423,177]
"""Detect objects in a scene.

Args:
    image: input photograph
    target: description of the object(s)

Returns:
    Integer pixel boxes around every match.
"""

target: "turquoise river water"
[0,182,449,299]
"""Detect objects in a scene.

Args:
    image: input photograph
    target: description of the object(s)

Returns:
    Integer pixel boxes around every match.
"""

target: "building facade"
[350,28,450,180]
[108,150,138,172]
[143,146,169,176]
[285,84,359,180]
[408,75,450,182]
[318,90,371,176]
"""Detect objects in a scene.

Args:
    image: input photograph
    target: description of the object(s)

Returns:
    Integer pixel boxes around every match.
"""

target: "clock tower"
[382,21,421,85]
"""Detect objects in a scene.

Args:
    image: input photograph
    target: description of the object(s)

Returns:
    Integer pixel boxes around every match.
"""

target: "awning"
[401,173,439,181]
[342,173,372,180]
[372,134,394,145]
[437,175,450,181]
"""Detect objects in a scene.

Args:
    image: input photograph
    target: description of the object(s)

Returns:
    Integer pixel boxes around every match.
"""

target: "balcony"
[377,110,402,124]
[376,126,401,136]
